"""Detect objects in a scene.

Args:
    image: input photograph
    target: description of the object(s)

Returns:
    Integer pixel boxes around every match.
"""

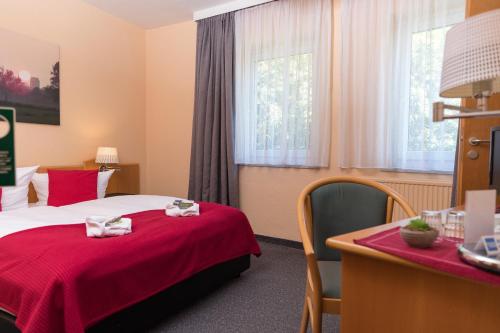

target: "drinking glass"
[421,210,443,236]
[444,210,465,239]
[495,214,500,234]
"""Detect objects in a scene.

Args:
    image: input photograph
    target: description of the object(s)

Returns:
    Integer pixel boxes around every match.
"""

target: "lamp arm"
[433,102,500,122]
[438,103,481,113]
[439,110,500,120]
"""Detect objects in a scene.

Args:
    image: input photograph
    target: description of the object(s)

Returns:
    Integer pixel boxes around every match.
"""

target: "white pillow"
[97,170,115,198]
[31,170,115,206]
[1,166,39,211]
[31,172,49,206]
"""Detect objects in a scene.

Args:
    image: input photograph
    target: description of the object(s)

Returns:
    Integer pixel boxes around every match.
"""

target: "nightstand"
[84,160,140,196]
[105,193,134,198]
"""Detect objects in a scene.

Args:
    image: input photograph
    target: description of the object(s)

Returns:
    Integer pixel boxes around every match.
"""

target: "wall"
[0,0,450,241]
[0,0,146,189]
[144,1,453,241]
[145,21,197,196]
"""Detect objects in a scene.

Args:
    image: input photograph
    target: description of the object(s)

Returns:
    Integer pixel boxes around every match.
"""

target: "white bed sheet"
[0,195,180,238]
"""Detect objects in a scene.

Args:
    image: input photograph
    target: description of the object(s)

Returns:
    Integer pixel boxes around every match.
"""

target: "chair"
[297,176,416,333]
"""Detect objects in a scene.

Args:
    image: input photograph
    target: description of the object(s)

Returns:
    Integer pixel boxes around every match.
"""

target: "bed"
[0,195,261,333]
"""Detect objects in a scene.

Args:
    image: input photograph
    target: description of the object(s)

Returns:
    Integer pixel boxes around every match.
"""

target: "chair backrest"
[310,182,388,261]
[298,176,416,262]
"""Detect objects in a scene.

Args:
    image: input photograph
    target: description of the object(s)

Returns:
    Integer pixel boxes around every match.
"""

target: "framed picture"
[0,28,60,125]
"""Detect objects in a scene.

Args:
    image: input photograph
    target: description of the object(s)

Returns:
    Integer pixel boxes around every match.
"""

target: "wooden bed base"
[0,255,251,333]
[27,161,140,204]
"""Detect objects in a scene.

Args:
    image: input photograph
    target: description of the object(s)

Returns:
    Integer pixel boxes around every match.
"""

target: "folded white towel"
[86,215,132,238]
[166,200,200,217]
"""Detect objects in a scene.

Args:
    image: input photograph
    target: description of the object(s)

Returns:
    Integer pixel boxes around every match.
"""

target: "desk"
[326,220,500,333]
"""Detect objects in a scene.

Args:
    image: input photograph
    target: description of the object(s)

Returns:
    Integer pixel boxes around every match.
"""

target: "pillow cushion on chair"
[317,261,341,298]
[47,170,99,207]
[0,166,39,211]
[32,170,114,206]
[310,182,388,261]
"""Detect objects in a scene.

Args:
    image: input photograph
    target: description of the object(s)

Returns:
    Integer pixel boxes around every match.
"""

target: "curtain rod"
[193,0,274,21]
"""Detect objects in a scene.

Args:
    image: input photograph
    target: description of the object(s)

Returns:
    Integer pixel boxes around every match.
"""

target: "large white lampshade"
[440,8,500,98]
[95,147,119,164]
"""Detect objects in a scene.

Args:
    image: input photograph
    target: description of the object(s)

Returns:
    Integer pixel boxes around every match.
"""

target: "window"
[255,53,313,153]
[339,0,465,173]
[234,0,332,167]
[407,26,460,171]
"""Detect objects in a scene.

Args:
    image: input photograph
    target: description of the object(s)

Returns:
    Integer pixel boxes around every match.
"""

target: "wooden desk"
[326,221,500,333]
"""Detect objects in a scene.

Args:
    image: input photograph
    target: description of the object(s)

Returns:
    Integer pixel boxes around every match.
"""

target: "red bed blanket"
[0,202,261,333]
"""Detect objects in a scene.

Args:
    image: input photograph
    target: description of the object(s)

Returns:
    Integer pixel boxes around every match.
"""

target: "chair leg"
[300,297,309,333]
[311,306,322,333]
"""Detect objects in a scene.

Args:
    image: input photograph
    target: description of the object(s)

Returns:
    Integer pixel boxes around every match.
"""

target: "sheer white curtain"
[234,0,332,167]
[339,0,465,172]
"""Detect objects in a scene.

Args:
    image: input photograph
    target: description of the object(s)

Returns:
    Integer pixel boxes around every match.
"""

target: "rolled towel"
[86,215,132,238]
[166,200,200,217]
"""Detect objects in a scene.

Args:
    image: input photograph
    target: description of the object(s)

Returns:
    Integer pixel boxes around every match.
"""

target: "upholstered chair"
[297,176,416,333]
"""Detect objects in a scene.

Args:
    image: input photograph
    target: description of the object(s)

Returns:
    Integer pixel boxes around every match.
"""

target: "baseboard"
[255,234,302,249]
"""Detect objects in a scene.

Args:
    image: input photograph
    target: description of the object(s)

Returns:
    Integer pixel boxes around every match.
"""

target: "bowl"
[400,227,439,248]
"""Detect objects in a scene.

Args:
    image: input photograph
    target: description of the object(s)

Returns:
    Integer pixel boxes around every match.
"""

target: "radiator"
[375,179,453,221]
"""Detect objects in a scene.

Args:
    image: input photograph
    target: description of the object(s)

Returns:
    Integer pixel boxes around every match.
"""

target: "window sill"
[237,163,327,169]
[379,168,453,176]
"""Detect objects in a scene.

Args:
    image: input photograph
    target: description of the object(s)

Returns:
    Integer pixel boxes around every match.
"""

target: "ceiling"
[82,0,232,28]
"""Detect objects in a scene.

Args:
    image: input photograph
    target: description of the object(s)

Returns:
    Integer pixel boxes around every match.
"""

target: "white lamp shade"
[95,147,119,164]
[440,8,500,98]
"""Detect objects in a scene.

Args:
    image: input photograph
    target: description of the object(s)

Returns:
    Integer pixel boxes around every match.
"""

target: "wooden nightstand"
[105,193,134,198]
[83,160,140,196]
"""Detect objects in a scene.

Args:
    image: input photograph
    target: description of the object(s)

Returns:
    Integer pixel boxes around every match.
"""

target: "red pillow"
[47,170,98,207]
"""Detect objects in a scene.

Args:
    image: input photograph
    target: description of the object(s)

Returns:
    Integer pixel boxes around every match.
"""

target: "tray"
[458,243,500,274]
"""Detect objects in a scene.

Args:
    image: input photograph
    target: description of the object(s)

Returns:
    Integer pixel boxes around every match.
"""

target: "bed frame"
[0,254,251,333]
[8,163,252,332]
[27,161,140,203]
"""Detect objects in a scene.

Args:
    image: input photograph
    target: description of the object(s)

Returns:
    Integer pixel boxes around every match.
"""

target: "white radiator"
[375,179,453,221]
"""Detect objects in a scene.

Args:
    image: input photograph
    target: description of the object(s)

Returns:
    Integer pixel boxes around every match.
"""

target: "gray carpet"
[147,241,340,333]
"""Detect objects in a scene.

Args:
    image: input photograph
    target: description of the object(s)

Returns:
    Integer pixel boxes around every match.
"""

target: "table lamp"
[95,147,119,171]
[433,9,500,122]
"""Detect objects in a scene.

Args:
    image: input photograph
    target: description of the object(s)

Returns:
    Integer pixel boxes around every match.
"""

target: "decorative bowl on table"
[400,219,439,249]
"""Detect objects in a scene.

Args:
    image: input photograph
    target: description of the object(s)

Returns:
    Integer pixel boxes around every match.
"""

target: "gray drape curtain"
[188,13,239,207]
